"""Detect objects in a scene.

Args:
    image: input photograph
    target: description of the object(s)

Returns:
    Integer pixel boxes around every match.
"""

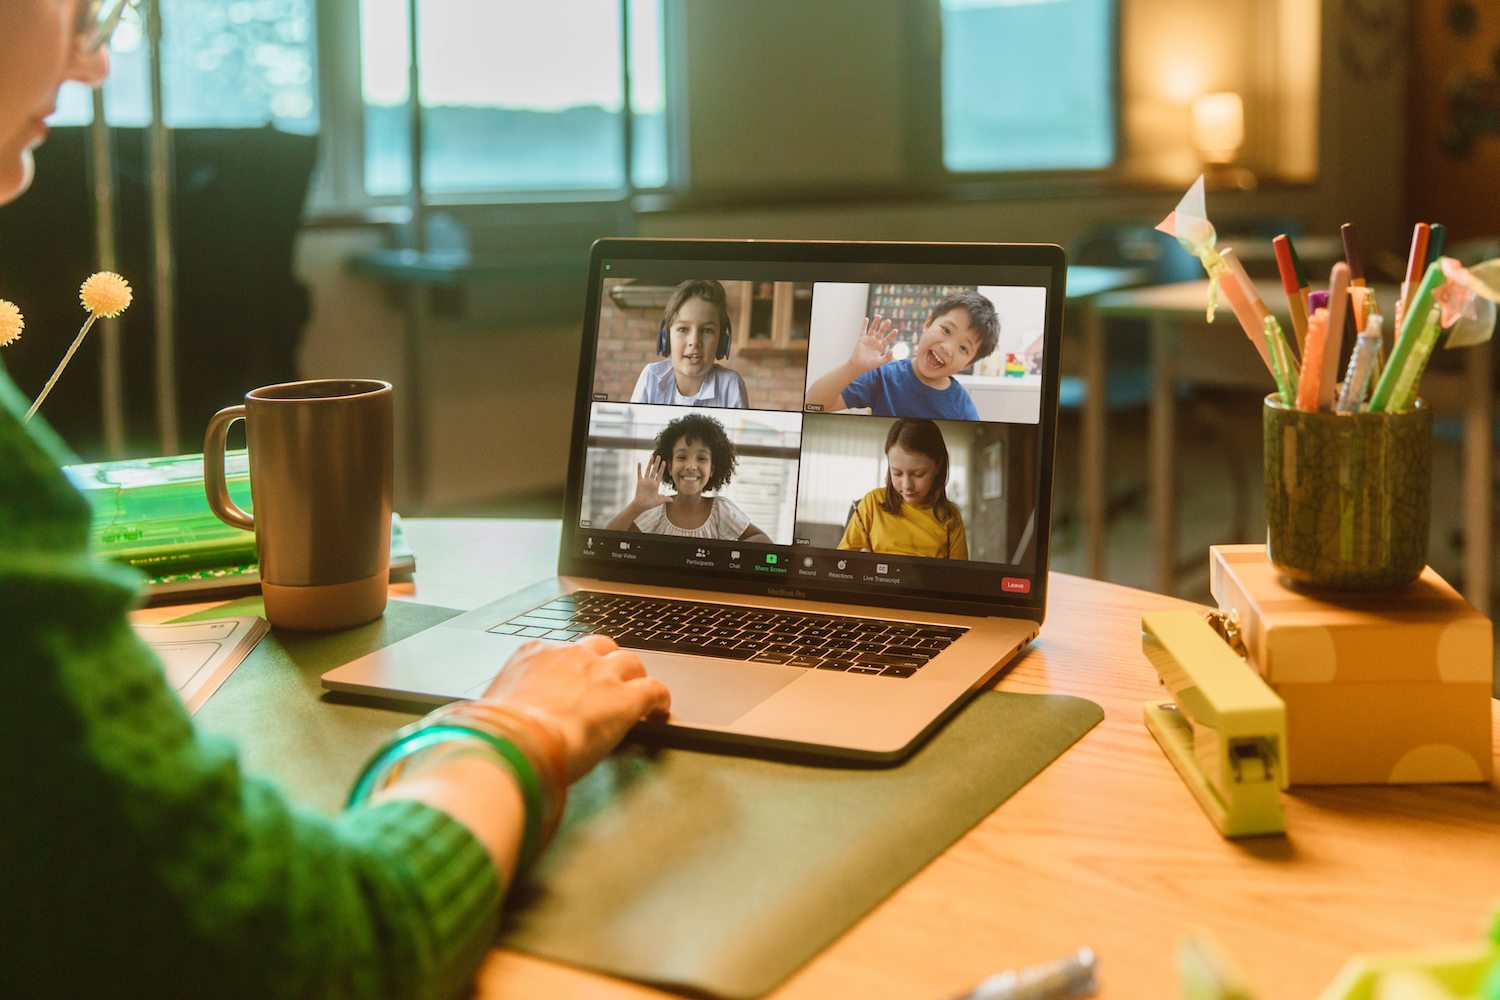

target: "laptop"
[323,238,1068,763]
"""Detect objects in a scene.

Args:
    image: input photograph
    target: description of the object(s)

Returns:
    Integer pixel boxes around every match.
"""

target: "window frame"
[909,0,1123,191]
[306,0,676,217]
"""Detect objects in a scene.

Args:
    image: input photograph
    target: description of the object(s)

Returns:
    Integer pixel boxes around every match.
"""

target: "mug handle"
[204,405,254,531]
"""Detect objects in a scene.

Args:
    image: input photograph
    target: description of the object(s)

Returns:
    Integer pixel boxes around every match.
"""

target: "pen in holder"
[1262,395,1431,592]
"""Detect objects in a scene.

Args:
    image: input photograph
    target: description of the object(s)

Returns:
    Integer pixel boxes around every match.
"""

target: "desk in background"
[138,518,1500,998]
[1080,280,1494,616]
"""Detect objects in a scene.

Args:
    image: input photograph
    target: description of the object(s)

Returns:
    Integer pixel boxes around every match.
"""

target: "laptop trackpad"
[637,652,800,727]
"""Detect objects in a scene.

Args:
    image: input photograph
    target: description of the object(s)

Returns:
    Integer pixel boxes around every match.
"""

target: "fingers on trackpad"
[637,654,799,727]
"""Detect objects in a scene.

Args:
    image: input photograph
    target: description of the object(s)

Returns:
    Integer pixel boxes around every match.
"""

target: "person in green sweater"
[0,4,671,998]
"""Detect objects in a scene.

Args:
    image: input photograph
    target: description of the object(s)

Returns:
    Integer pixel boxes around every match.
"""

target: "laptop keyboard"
[486,590,966,678]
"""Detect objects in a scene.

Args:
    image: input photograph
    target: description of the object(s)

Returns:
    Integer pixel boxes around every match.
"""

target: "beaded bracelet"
[424,702,570,855]
[348,703,569,867]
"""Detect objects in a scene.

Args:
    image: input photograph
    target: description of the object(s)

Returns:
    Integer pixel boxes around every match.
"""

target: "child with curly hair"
[605,412,770,541]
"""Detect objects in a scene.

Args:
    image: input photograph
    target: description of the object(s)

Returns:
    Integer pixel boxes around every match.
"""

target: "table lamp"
[1192,91,1256,189]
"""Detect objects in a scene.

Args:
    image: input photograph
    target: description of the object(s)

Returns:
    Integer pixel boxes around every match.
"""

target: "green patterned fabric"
[0,368,501,1000]
[1263,398,1431,591]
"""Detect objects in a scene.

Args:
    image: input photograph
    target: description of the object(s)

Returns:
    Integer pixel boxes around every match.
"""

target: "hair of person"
[926,290,1001,363]
[657,279,733,359]
[880,417,954,521]
[652,412,738,492]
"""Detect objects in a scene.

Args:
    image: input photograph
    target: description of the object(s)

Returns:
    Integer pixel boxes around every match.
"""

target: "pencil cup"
[1262,395,1430,592]
[204,379,394,631]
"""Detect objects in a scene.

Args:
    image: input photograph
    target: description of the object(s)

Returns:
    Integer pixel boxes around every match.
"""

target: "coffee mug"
[204,379,394,631]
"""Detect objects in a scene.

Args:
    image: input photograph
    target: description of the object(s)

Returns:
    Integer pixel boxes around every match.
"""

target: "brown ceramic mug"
[204,379,394,631]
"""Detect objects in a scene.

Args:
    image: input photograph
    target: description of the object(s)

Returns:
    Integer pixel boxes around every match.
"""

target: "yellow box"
[1210,544,1493,786]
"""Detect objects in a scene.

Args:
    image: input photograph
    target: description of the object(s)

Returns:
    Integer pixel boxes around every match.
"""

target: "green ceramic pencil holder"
[1262,395,1431,592]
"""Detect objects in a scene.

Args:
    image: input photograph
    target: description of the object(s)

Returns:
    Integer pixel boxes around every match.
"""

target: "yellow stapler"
[1142,611,1288,838]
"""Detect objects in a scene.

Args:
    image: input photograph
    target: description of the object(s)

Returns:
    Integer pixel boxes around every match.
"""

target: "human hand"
[482,635,671,783]
[632,456,671,511]
[848,315,898,373]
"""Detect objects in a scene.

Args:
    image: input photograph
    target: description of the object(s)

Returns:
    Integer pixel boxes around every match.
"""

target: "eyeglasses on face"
[77,0,141,55]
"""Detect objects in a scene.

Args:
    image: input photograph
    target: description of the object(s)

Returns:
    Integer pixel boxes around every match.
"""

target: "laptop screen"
[559,239,1065,618]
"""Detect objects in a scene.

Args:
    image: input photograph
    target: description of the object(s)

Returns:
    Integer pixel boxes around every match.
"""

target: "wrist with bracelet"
[349,700,570,867]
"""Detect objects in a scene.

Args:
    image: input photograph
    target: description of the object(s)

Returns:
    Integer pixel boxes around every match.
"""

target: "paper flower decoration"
[0,299,22,348]
[1435,256,1500,348]
[1155,175,1228,322]
[80,271,132,318]
[24,271,133,422]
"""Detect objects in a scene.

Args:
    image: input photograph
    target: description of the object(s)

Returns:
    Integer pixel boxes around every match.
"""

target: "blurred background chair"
[1059,222,1204,535]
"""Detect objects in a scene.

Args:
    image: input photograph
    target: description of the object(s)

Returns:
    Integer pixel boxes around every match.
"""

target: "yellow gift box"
[1210,544,1493,786]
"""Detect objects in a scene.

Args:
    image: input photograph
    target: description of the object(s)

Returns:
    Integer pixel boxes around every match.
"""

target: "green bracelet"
[348,726,472,805]
[349,723,547,866]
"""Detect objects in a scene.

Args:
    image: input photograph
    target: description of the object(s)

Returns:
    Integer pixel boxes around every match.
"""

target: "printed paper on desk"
[134,616,269,715]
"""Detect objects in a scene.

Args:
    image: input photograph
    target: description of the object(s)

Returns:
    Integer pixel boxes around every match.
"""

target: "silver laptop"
[323,238,1068,763]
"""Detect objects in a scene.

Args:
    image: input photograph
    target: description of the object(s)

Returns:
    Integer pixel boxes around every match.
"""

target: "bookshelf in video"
[574,257,1051,604]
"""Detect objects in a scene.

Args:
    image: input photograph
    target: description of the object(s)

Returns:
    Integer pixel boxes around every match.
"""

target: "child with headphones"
[629,279,749,407]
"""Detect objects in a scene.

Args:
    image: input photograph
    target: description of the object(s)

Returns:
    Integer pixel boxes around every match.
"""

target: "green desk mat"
[185,597,1104,1000]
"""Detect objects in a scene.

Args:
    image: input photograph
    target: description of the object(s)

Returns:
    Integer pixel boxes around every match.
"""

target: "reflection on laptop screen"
[566,246,1059,611]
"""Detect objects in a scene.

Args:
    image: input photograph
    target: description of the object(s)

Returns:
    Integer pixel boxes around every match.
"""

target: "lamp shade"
[1192,91,1244,165]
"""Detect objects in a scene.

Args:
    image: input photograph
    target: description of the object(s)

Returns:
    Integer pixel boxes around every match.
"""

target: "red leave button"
[1002,577,1031,594]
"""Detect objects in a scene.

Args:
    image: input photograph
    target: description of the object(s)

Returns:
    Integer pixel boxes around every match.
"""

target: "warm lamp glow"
[1192,91,1244,165]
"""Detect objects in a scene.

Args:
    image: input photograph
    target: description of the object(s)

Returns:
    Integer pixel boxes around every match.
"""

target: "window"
[52,0,668,205]
[53,0,319,132]
[940,0,1115,173]
[360,0,666,196]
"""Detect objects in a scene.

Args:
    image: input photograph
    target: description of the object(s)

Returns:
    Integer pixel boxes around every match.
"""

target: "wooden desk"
[138,519,1500,998]
[1081,281,1494,615]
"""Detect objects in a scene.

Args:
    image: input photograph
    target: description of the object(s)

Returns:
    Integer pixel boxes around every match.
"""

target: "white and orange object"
[1216,249,1275,376]
[1295,307,1330,412]
[1154,175,1227,321]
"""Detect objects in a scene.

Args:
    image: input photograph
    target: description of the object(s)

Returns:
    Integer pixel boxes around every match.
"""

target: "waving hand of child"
[605,456,672,530]
[849,315,899,373]
[805,315,900,412]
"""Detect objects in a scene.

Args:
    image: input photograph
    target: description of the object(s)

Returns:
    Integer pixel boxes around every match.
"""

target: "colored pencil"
[1397,222,1431,328]
[1318,262,1350,412]
[1369,259,1444,413]
[1272,234,1309,357]
[1296,306,1330,412]
[1340,222,1371,329]
[1426,222,1446,266]
[1218,265,1276,377]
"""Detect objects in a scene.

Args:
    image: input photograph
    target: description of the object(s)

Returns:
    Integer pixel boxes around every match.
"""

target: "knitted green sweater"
[0,370,502,999]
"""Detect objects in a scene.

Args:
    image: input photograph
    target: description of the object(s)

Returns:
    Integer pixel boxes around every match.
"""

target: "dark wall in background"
[0,126,315,459]
[1407,2,1500,241]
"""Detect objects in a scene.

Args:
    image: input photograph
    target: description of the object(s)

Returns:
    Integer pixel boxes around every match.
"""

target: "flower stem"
[25,314,98,423]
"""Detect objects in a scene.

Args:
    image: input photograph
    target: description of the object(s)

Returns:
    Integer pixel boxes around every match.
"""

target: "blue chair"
[1061,222,1270,559]
[1059,224,1202,412]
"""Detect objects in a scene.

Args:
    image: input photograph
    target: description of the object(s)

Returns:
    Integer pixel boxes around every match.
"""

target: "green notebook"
[186,597,1103,1000]
[65,451,414,602]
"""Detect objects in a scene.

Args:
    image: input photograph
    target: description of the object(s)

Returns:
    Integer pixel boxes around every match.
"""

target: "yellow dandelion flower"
[80,271,132,318]
[0,299,22,347]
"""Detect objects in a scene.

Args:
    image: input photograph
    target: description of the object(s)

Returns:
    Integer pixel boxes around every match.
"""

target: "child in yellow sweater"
[838,418,968,559]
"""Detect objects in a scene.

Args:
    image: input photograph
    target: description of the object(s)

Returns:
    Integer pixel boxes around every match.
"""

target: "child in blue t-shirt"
[804,290,1000,420]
